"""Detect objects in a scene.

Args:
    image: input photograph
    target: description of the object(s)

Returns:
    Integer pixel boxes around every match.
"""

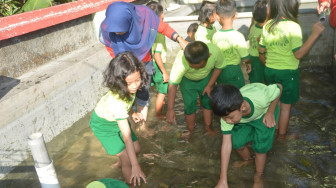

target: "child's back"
[194,1,217,43]
[213,0,249,88]
[213,29,249,66]
[259,0,324,139]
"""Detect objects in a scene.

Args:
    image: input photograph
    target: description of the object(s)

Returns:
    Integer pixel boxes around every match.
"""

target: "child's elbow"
[294,51,304,60]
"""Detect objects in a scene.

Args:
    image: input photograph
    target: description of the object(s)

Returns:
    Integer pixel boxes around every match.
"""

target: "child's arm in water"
[117,119,146,186]
[154,52,169,82]
[294,22,325,59]
[166,83,177,124]
[263,84,283,128]
[215,134,232,188]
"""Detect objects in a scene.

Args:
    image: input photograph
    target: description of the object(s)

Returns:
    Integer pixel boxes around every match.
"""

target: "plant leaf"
[21,0,52,12]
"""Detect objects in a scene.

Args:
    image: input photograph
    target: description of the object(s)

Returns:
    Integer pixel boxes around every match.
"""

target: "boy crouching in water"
[210,83,282,188]
[166,41,226,137]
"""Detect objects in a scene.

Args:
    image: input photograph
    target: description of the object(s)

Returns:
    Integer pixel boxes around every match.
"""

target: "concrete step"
[0,42,110,178]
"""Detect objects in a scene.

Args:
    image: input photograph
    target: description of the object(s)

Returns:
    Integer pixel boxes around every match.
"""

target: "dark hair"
[216,0,236,18]
[252,0,267,23]
[184,41,209,64]
[103,52,148,100]
[198,1,216,23]
[210,84,243,117]
[187,22,199,33]
[146,1,164,17]
[267,0,300,32]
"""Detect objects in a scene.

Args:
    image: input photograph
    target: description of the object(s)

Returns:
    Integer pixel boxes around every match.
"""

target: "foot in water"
[137,121,155,137]
[277,132,299,141]
[110,160,121,168]
[205,126,219,137]
[232,158,254,168]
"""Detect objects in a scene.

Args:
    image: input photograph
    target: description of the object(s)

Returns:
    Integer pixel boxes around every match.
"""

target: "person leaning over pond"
[90,52,148,186]
[99,1,188,128]
[210,83,282,188]
[166,41,225,137]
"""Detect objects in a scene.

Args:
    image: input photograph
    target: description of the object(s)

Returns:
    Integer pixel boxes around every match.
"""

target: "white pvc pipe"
[28,133,60,188]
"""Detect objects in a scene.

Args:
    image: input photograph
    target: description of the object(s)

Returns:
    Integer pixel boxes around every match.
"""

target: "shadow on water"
[1,63,336,187]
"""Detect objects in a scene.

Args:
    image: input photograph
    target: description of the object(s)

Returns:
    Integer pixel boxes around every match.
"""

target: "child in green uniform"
[210,83,282,188]
[90,52,148,186]
[166,41,225,136]
[248,0,267,83]
[259,0,324,139]
[147,1,169,118]
[195,1,217,43]
[213,0,251,88]
[185,22,199,42]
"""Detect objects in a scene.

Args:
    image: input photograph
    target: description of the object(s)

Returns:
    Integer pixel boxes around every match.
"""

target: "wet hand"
[132,112,144,123]
[129,165,146,186]
[215,180,228,188]
[166,110,176,124]
[262,112,276,128]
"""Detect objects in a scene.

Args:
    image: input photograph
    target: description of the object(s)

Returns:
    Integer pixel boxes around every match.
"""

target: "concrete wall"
[0,14,109,178]
[0,15,97,78]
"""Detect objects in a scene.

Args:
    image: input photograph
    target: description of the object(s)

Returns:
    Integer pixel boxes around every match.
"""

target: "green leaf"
[21,0,52,12]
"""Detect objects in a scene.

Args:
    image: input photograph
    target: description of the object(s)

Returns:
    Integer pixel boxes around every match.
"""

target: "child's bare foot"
[334,53,336,61]
[161,125,171,132]
[137,122,155,137]
[232,158,253,168]
[205,126,219,137]
[181,130,191,140]
[155,114,166,120]
[253,172,264,188]
[277,133,298,141]
[110,160,121,168]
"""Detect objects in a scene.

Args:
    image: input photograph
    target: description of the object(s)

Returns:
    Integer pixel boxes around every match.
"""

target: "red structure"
[0,0,131,41]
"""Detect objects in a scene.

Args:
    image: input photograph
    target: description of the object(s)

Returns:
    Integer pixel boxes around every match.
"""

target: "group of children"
[89,0,325,187]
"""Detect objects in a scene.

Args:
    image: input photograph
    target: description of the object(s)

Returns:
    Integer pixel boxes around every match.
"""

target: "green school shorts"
[90,111,138,155]
[217,64,245,88]
[264,67,299,104]
[153,61,168,94]
[232,105,279,153]
[179,73,212,115]
[248,56,265,84]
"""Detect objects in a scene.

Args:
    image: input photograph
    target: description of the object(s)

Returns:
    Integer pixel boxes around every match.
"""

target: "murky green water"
[1,65,336,188]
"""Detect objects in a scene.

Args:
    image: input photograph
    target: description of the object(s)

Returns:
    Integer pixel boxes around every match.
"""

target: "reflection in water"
[1,66,336,188]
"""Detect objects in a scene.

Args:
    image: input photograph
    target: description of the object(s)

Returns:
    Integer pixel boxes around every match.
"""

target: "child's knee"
[235,145,247,151]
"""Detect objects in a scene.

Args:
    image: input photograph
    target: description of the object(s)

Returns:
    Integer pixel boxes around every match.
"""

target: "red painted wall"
[0,0,132,41]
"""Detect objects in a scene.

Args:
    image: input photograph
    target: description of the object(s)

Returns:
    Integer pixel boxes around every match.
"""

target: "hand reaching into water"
[132,112,144,123]
[166,109,176,124]
[129,164,147,186]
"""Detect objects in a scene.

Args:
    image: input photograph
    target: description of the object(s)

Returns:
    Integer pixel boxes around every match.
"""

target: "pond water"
[1,62,335,188]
